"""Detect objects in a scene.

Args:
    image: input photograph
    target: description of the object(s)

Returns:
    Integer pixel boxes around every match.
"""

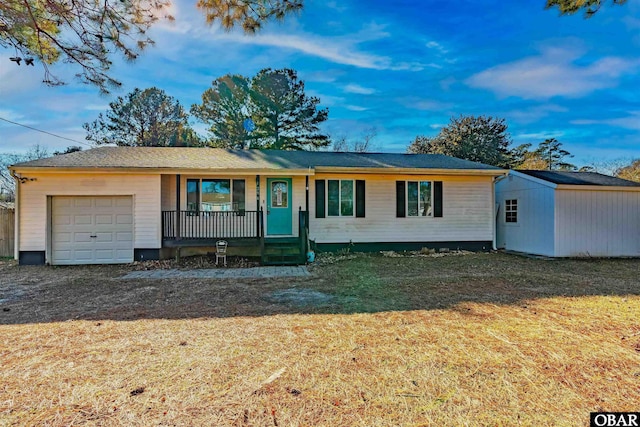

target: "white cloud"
[506,103,568,124]
[571,111,640,131]
[208,22,430,71]
[0,109,27,123]
[344,84,376,95]
[465,44,640,100]
[439,77,456,91]
[215,31,392,69]
[426,41,449,55]
[304,70,344,83]
[326,1,348,12]
[345,105,369,111]
[514,131,565,140]
[398,98,453,111]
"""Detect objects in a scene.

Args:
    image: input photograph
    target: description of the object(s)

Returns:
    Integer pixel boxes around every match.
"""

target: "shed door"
[51,196,134,265]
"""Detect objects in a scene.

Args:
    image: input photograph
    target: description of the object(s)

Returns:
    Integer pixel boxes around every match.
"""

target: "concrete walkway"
[123,266,311,280]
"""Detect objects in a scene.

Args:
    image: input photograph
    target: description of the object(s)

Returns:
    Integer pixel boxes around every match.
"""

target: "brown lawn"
[0,252,639,426]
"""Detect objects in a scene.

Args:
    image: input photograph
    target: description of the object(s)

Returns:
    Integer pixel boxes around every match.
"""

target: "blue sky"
[1,0,639,167]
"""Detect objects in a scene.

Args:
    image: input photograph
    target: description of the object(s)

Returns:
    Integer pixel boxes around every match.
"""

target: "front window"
[328,179,354,217]
[408,181,432,217]
[186,179,245,212]
[187,179,199,212]
[202,179,231,211]
[505,199,518,223]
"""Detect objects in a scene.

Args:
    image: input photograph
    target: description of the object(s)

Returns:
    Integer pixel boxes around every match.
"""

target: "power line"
[0,116,94,147]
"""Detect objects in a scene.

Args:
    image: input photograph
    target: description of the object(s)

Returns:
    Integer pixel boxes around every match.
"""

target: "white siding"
[161,174,176,211]
[19,173,161,253]
[495,174,555,256]
[555,189,640,257]
[309,174,495,244]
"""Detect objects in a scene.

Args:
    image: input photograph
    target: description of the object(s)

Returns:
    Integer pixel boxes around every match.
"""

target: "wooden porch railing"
[162,210,263,240]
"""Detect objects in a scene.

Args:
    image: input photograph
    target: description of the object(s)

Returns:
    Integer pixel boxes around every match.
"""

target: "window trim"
[327,179,355,217]
[505,199,518,223]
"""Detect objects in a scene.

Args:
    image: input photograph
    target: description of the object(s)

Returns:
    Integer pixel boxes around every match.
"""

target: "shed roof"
[11,147,504,173]
[517,170,640,187]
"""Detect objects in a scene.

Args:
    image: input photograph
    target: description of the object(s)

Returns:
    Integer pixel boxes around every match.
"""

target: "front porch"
[160,172,310,265]
[161,209,310,265]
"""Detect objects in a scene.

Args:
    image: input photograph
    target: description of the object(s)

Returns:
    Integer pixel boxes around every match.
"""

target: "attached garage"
[51,196,134,265]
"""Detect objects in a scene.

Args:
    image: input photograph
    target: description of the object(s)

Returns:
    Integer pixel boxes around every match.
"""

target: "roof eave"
[556,184,640,192]
[507,170,558,188]
[9,166,316,175]
[315,167,506,176]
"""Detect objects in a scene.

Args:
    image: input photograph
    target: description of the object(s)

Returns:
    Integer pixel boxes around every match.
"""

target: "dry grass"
[1,252,639,426]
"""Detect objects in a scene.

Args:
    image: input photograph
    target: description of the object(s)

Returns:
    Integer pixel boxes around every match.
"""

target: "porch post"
[256,175,260,210]
[176,174,181,240]
[305,175,309,213]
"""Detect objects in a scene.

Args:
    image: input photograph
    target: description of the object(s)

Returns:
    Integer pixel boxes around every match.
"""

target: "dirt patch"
[131,255,260,270]
[0,282,28,304]
[267,288,334,306]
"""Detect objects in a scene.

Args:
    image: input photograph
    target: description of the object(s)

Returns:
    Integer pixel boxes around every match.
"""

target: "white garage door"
[51,196,134,265]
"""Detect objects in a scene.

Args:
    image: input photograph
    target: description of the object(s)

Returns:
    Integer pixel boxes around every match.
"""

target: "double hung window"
[327,180,354,217]
[407,181,433,217]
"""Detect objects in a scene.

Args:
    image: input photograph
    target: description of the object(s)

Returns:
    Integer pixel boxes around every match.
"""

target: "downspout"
[492,173,509,250]
[10,169,20,261]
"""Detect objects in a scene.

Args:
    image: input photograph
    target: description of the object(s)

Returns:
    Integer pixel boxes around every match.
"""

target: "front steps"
[262,237,305,265]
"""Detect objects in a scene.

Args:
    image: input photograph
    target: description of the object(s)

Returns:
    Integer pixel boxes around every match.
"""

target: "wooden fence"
[0,208,15,258]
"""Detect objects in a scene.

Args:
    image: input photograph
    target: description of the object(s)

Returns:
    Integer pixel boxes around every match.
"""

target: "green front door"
[266,178,293,235]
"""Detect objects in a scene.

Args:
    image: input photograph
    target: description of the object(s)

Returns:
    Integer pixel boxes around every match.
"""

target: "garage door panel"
[95,198,113,208]
[74,250,94,261]
[54,215,72,225]
[95,232,113,243]
[95,214,113,225]
[116,214,133,225]
[95,249,115,260]
[72,232,94,243]
[74,215,92,225]
[116,198,133,207]
[51,196,134,265]
[53,197,72,208]
[53,232,72,243]
[74,198,92,208]
[115,249,133,260]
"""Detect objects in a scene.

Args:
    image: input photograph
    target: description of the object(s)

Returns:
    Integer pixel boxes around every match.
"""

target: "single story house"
[496,170,640,257]
[10,147,506,265]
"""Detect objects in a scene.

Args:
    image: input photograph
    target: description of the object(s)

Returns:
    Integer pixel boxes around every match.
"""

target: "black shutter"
[356,180,365,218]
[232,179,246,211]
[396,181,406,217]
[315,180,326,218]
[434,181,443,217]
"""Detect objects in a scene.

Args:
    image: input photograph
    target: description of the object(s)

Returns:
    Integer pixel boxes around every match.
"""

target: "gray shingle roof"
[12,147,503,172]
[518,170,640,187]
